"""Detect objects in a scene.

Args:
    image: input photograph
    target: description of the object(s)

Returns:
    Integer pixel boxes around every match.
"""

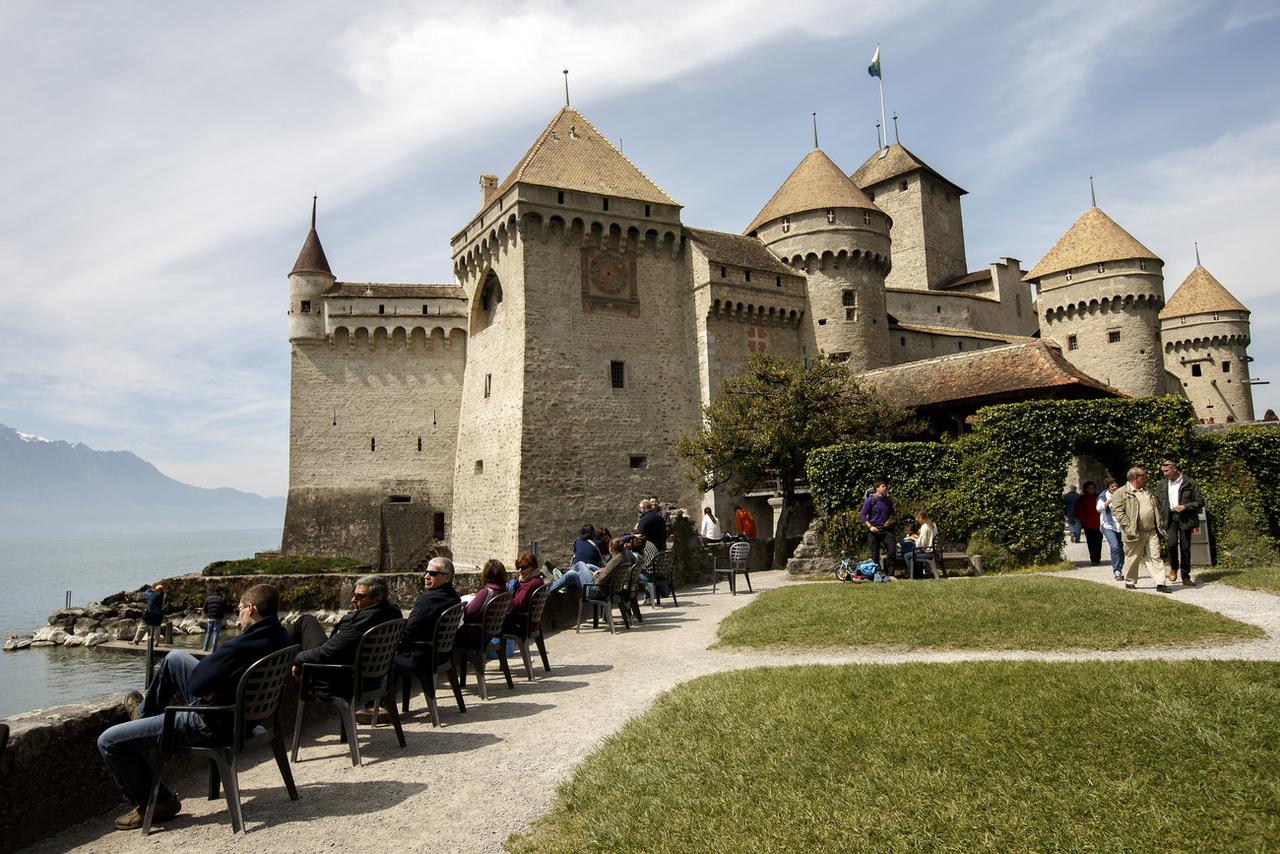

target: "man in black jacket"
[98,584,293,830]
[636,499,669,552]
[1155,458,1206,587]
[291,575,401,695]
[394,557,462,672]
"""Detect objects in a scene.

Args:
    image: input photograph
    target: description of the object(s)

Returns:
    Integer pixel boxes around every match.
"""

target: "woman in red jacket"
[504,552,545,636]
[1074,480,1103,566]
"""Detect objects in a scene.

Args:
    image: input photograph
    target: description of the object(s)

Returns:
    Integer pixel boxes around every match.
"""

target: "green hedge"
[807,397,1280,568]
[203,555,365,576]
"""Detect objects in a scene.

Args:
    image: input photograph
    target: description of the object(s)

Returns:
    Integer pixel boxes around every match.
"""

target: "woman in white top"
[905,512,938,579]
[1097,476,1125,581]
[701,507,722,542]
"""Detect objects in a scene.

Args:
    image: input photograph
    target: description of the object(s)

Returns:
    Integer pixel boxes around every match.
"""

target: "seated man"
[395,557,462,673]
[291,575,401,696]
[97,583,292,831]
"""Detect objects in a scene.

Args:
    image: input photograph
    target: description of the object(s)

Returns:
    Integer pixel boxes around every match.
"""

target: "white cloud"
[1221,0,1280,32]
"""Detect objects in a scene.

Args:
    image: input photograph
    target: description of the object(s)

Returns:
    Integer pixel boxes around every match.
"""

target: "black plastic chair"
[503,585,551,680]
[647,551,679,607]
[455,592,514,700]
[291,619,406,767]
[619,560,645,626]
[395,602,467,727]
[142,644,301,837]
[576,562,629,634]
[713,541,753,594]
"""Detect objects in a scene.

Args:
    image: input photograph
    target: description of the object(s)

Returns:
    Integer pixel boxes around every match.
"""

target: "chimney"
[480,174,498,206]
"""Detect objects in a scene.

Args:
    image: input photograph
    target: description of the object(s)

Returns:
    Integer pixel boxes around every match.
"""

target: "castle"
[282,105,1256,570]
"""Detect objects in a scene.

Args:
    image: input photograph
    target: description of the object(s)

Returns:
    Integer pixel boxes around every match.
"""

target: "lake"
[0,528,279,719]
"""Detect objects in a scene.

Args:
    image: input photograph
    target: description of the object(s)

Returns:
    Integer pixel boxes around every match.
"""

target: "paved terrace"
[29,548,1280,853]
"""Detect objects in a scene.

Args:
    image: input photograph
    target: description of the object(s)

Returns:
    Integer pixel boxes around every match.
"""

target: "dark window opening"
[936,305,942,313]
[900,336,906,345]
[863,212,872,225]
[378,304,385,315]
[1191,363,1202,377]
[1139,259,1147,271]
[744,270,751,282]
[474,460,483,475]
[1097,263,1105,273]
[720,266,726,278]
[1108,330,1121,343]
[775,276,781,287]
[1065,271,1073,281]
[557,191,565,204]
[484,373,492,398]
[868,190,875,201]
[1067,335,1078,351]
[417,436,423,452]
[602,197,609,211]
[842,290,855,306]
[422,304,429,315]
[957,341,963,351]
[433,512,446,540]
[629,455,648,469]
[388,495,411,503]
[1223,361,1231,373]
[300,300,311,313]
[370,437,376,452]
[644,204,651,217]
[610,360,626,389]
[899,180,908,192]
[818,318,828,326]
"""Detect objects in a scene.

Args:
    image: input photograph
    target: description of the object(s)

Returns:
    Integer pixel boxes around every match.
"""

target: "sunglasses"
[352,592,372,601]
[425,571,449,578]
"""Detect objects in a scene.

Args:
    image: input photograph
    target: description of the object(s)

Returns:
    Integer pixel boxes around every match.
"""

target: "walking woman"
[1075,481,1104,566]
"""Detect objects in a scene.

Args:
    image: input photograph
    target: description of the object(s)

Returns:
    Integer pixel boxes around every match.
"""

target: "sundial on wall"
[580,246,640,316]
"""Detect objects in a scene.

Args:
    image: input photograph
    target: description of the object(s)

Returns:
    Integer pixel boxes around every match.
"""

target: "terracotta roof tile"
[328,283,466,300]
[1024,207,1160,281]
[685,227,796,276]
[859,340,1122,408]
[1159,265,1249,319]
[745,148,880,235]
[291,229,332,276]
[491,108,677,207]
[851,143,966,194]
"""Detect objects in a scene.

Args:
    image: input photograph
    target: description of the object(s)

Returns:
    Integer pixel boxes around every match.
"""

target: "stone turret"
[851,142,967,291]
[287,199,334,342]
[1024,207,1165,397]
[1161,264,1254,422]
[746,148,892,372]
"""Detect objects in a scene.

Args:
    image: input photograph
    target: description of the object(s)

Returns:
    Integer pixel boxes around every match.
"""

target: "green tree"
[675,353,914,568]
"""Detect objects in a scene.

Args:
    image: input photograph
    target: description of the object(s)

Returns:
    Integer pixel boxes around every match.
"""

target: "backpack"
[855,560,878,579]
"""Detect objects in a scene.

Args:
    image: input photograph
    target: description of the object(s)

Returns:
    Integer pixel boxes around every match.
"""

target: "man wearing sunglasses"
[395,557,461,672]
[291,575,400,694]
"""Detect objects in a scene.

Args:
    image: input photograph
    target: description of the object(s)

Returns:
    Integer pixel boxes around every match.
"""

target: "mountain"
[0,424,284,538]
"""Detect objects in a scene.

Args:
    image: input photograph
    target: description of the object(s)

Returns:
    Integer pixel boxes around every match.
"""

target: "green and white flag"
[868,46,881,78]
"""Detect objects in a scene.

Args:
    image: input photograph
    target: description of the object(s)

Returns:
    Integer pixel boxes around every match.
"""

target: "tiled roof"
[891,321,1031,343]
[940,269,992,289]
[1024,207,1160,281]
[859,340,1122,408]
[685,227,795,276]
[328,283,466,300]
[851,143,966,194]
[491,108,677,207]
[1159,265,1249,319]
[745,148,880,234]
[291,229,332,276]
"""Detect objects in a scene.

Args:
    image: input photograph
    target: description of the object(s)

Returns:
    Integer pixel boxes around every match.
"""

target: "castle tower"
[1024,207,1166,397]
[1160,263,1254,422]
[287,198,334,342]
[746,148,892,371]
[448,107,703,567]
[851,142,967,291]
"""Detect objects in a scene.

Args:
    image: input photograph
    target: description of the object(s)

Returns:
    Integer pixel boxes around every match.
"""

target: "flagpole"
[877,47,888,151]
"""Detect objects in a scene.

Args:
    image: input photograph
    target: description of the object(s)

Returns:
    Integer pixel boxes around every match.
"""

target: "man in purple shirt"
[859,482,896,574]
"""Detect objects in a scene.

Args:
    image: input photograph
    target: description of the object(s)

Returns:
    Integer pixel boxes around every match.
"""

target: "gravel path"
[30,553,1280,854]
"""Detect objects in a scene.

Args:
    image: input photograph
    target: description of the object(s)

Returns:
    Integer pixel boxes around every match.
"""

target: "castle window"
[602,197,610,211]
[300,300,311,313]
[1212,312,1220,320]
[371,437,376,452]
[557,191,565,204]
[629,455,648,469]
[900,336,906,346]
[1016,294,1023,316]
[1108,330,1121,344]
[610,360,626,389]
[842,290,857,321]
[417,436,423,452]
[745,271,752,282]
[433,512,446,539]
[720,266,727,278]
[379,304,385,315]
[826,209,835,223]
[863,212,872,225]
[936,305,942,313]
[868,191,875,201]
[1065,271,1073,281]
[930,337,936,349]
[474,460,484,475]
[1222,361,1231,373]
[1139,259,1147,271]
[782,216,791,233]
[776,276,782,287]
[388,495,411,503]
[484,373,492,398]
[644,204,651,217]
[422,305,429,315]
[474,270,503,333]
[957,341,963,351]
[1067,335,1078,351]
[899,180,908,192]
[1192,364,1202,377]
[1097,263,1105,273]
[818,318,827,326]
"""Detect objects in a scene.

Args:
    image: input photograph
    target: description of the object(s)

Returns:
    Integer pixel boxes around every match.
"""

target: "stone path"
[29,555,1279,854]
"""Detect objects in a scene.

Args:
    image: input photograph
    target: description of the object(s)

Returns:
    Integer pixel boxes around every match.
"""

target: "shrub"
[964,531,1018,574]
[204,555,364,577]
[279,583,326,611]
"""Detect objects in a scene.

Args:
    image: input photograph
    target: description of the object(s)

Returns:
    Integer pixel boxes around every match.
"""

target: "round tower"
[1160,263,1254,422]
[1024,207,1165,397]
[287,197,334,342]
[746,148,892,372]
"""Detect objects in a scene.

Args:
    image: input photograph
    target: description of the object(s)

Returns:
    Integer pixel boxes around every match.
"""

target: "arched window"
[472,270,503,334]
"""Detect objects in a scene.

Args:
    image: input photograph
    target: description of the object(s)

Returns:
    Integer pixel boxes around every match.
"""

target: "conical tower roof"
[1159,265,1249,319]
[1024,207,1160,281]
[490,108,677,207]
[851,142,966,195]
[290,199,333,276]
[745,148,881,235]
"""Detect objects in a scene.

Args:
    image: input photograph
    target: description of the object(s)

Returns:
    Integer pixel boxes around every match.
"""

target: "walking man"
[1155,458,1204,588]
[1063,485,1082,543]
[1110,467,1171,593]
[859,482,896,574]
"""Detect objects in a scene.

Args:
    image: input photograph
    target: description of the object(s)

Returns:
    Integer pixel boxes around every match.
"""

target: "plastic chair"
[576,562,629,634]
[455,592,514,700]
[142,644,301,836]
[713,541,753,594]
[620,560,645,626]
[646,551,679,607]
[291,619,406,767]
[502,584,552,680]
[395,602,467,727]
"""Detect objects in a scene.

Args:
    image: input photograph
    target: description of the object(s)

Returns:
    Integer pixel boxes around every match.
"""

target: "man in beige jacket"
[1109,466,1172,593]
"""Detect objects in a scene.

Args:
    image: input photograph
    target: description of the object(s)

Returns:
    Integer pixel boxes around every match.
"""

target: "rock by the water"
[32,625,59,643]
[72,617,101,635]
[30,640,54,647]
[83,632,112,647]
[63,635,85,647]
[4,636,33,651]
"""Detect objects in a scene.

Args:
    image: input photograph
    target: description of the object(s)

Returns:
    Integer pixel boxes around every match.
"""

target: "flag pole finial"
[563,69,570,108]
[1089,176,1096,208]
[1195,241,1201,266]
[812,112,819,149]
[875,120,882,150]
[311,195,317,230]
[892,112,899,143]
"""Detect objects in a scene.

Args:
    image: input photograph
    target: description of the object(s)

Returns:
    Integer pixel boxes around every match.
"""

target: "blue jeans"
[97,651,219,805]
[1067,517,1082,542]
[201,619,223,651]
[548,561,597,594]
[1102,528,1125,574]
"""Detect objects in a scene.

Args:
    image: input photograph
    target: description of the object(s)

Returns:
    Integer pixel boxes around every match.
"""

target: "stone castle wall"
[1163,312,1254,421]
[866,171,966,291]
[888,327,1009,365]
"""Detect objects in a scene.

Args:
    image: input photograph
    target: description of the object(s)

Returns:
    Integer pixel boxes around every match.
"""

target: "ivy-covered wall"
[808,397,1280,568]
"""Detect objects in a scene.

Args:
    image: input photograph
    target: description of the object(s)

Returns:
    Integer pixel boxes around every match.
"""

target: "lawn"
[507,661,1280,853]
[1200,565,1280,596]
[715,576,1261,651]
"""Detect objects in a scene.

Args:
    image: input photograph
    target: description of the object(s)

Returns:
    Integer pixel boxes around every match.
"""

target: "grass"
[507,661,1280,853]
[202,555,365,576]
[1199,565,1280,596]
[716,576,1262,651]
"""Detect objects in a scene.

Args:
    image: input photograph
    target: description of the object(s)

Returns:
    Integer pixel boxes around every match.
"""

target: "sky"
[1,0,1278,497]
